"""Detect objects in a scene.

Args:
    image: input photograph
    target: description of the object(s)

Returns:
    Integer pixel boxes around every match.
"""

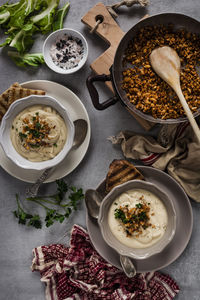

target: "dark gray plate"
[86,166,193,272]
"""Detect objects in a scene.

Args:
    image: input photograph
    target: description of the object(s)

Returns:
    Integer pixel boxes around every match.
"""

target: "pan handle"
[86,74,118,110]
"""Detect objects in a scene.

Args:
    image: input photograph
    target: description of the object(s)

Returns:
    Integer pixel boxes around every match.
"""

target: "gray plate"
[86,166,193,273]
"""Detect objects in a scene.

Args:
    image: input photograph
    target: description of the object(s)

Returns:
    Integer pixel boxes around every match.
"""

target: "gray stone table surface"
[0,0,200,299]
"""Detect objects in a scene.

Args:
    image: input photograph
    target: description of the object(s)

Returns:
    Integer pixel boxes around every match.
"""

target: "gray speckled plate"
[86,166,193,273]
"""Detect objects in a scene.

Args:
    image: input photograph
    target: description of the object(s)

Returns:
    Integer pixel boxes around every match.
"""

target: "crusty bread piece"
[0,83,20,108]
[8,86,45,105]
[0,82,45,121]
[0,83,20,120]
[106,159,144,193]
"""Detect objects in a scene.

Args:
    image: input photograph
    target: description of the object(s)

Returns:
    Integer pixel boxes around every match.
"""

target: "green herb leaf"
[53,2,70,31]
[55,179,68,203]
[28,215,42,229]
[68,187,84,210]
[136,203,143,209]
[31,0,60,33]
[35,122,41,129]
[45,209,56,227]
[19,132,27,141]
[65,207,72,218]
[13,194,41,228]
[0,0,70,67]
[0,9,10,25]
[114,208,127,224]
[13,180,84,229]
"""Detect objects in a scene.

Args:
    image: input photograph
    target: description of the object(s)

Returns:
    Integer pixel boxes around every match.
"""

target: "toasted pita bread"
[0,83,21,119]
[106,159,144,193]
[0,82,45,121]
[8,87,45,105]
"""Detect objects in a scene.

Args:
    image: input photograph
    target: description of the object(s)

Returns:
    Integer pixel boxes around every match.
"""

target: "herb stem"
[26,198,50,210]
[26,196,74,209]
[13,179,83,228]
[16,194,24,212]
[26,197,58,206]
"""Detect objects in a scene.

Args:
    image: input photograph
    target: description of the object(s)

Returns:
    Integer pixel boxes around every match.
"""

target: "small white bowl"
[43,28,88,74]
[0,95,75,171]
[98,180,176,260]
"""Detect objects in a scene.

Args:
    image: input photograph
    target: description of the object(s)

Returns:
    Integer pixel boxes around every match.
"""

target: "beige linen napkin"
[109,121,200,201]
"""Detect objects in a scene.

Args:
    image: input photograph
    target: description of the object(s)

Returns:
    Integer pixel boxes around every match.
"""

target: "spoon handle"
[26,168,51,198]
[175,86,200,144]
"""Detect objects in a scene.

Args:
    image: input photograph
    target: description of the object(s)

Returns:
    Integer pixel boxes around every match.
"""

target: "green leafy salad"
[0,0,70,66]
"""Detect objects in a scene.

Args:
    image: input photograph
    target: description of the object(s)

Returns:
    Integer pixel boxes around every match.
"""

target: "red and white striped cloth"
[32,225,179,300]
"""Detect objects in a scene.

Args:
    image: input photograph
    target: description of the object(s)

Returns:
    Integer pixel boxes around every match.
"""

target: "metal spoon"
[85,189,137,278]
[26,119,88,197]
[150,46,200,144]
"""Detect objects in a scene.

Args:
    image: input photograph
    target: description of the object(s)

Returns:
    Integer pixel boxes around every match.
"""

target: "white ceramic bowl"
[0,95,75,171]
[43,28,88,74]
[98,180,176,260]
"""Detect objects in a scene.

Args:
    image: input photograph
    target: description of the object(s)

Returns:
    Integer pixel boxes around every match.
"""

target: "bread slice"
[0,83,21,120]
[106,159,144,193]
[8,87,45,105]
[0,83,20,108]
[0,82,45,121]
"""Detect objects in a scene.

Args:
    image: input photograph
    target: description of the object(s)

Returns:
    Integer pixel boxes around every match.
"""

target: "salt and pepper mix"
[50,34,84,70]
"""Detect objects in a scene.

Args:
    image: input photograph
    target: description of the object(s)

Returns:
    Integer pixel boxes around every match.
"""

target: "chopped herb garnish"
[19,132,27,141]
[138,211,147,221]
[53,143,57,147]
[35,122,41,130]
[114,200,151,237]
[29,144,40,148]
[17,112,53,149]
[136,203,142,209]
[114,208,127,224]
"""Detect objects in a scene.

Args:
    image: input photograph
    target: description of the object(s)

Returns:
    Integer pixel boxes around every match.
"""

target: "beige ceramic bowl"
[0,95,75,171]
[98,180,176,260]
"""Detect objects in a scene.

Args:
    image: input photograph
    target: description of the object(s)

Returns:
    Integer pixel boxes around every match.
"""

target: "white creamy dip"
[108,189,168,248]
[11,105,67,162]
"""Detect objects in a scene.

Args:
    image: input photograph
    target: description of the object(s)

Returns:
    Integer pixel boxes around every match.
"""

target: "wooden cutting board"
[81,2,153,130]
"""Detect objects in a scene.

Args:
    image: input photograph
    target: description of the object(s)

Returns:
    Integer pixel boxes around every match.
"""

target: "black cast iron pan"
[86,13,200,124]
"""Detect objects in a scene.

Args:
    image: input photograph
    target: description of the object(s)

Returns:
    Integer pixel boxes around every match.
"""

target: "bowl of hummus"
[98,180,176,260]
[0,95,74,171]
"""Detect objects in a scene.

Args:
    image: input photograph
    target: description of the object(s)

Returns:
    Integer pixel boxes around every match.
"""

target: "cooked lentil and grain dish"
[122,25,200,119]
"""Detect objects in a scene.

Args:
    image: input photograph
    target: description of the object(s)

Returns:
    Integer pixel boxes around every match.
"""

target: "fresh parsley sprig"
[13,194,42,229]
[13,179,84,229]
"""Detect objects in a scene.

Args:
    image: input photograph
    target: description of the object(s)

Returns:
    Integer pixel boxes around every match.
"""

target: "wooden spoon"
[150,46,200,144]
